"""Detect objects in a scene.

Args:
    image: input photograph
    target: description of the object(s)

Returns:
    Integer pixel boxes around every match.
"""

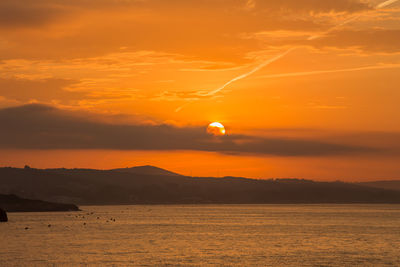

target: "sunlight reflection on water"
[1,204,400,266]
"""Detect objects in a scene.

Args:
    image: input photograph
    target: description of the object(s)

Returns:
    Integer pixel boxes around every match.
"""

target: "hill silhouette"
[111,165,181,176]
[0,166,400,205]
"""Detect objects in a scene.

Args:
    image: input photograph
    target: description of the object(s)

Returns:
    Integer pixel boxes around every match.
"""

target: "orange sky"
[0,0,400,180]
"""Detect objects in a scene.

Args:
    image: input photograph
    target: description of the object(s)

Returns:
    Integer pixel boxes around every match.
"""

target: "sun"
[207,122,226,136]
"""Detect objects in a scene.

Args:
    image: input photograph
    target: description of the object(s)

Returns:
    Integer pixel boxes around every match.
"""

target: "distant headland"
[0,194,79,213]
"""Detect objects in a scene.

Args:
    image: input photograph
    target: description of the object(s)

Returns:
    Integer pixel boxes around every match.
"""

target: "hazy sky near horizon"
[0,0,400,180]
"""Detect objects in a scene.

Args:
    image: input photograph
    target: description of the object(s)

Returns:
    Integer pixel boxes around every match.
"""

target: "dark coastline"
[1,166,400,206]
[0,194,80,212]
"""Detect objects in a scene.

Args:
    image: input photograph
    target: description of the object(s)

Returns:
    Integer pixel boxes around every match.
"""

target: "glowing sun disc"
[207,122,226,136]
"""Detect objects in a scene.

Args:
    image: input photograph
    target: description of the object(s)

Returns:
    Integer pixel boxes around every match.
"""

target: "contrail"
[175,48,295,111]
[256,64,400,80]
[199,48,295,97]
[377,0,400,8]
[177,63,400,112]
[307,15,361,40]
[175,0,399,112]
[175,102,190,113]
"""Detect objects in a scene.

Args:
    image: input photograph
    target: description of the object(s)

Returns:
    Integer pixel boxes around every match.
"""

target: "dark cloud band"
[0,104,376,156]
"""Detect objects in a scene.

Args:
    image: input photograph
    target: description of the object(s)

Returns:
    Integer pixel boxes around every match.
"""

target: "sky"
[0,0,400,180]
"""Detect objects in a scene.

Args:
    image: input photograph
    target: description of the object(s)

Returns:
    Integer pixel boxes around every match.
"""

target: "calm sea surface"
[1,205,400,266]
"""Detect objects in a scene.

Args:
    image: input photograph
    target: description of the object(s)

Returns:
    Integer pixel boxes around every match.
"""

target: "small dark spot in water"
[48,224,51,227]
[25,227,29,230]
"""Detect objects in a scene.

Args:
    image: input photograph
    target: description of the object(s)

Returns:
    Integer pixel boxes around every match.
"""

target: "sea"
[1,204,400,266]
